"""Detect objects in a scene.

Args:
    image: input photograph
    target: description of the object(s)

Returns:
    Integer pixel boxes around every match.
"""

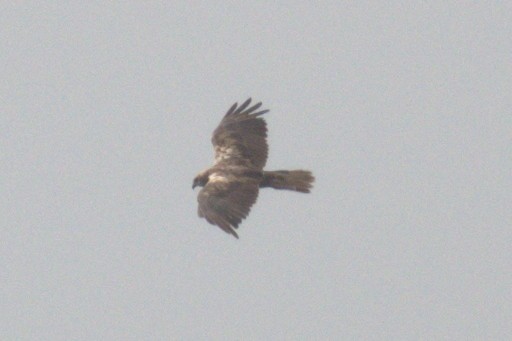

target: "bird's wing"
[197,174,260,238]
[211,98,269,169]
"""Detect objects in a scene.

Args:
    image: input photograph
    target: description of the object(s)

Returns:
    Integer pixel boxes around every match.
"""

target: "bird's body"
[193,98,314,238]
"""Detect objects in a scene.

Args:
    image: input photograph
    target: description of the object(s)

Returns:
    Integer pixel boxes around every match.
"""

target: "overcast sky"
[2,2,511,340]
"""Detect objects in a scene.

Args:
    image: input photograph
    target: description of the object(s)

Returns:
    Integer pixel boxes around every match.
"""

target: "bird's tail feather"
[261,170,314,193]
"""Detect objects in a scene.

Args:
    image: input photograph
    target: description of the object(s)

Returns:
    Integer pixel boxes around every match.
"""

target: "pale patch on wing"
[208,172,229,183]
[214,145,241,163]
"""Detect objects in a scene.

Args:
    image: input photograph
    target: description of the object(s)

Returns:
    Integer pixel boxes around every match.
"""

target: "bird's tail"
[260,170,314,193]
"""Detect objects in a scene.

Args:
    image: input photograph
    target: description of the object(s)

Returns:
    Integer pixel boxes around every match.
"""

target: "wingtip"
[225,98,270,117]
[253,109,269,116]
[233,98,252,115]
[225,102,238,116]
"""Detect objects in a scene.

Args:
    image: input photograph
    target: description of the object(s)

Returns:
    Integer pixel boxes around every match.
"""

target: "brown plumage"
[193,98,314,238]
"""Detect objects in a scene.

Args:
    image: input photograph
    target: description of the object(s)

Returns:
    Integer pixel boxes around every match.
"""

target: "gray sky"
[2,2,511,340]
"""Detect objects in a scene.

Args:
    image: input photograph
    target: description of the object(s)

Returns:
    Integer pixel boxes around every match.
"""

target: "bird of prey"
[192,98,314,238]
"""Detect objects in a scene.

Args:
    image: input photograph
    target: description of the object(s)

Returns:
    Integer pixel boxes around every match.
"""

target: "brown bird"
[192,98,314,238]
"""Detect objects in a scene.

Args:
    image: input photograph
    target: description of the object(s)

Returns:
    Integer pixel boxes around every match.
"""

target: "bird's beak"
[192,180,197,189]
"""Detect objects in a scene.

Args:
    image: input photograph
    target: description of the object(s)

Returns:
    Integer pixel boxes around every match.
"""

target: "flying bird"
[192,98,314,238]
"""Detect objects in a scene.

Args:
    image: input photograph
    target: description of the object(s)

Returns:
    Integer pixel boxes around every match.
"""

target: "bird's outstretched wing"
[211,98,269,169]
[197,175,260,238]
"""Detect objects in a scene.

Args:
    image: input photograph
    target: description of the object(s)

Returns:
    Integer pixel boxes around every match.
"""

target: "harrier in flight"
[193,98,314,238]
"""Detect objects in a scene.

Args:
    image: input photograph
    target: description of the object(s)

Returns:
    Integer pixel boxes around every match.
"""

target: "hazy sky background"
[2,2,510,340]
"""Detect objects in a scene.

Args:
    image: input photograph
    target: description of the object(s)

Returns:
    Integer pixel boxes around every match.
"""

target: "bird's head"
[192,172,209,189]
